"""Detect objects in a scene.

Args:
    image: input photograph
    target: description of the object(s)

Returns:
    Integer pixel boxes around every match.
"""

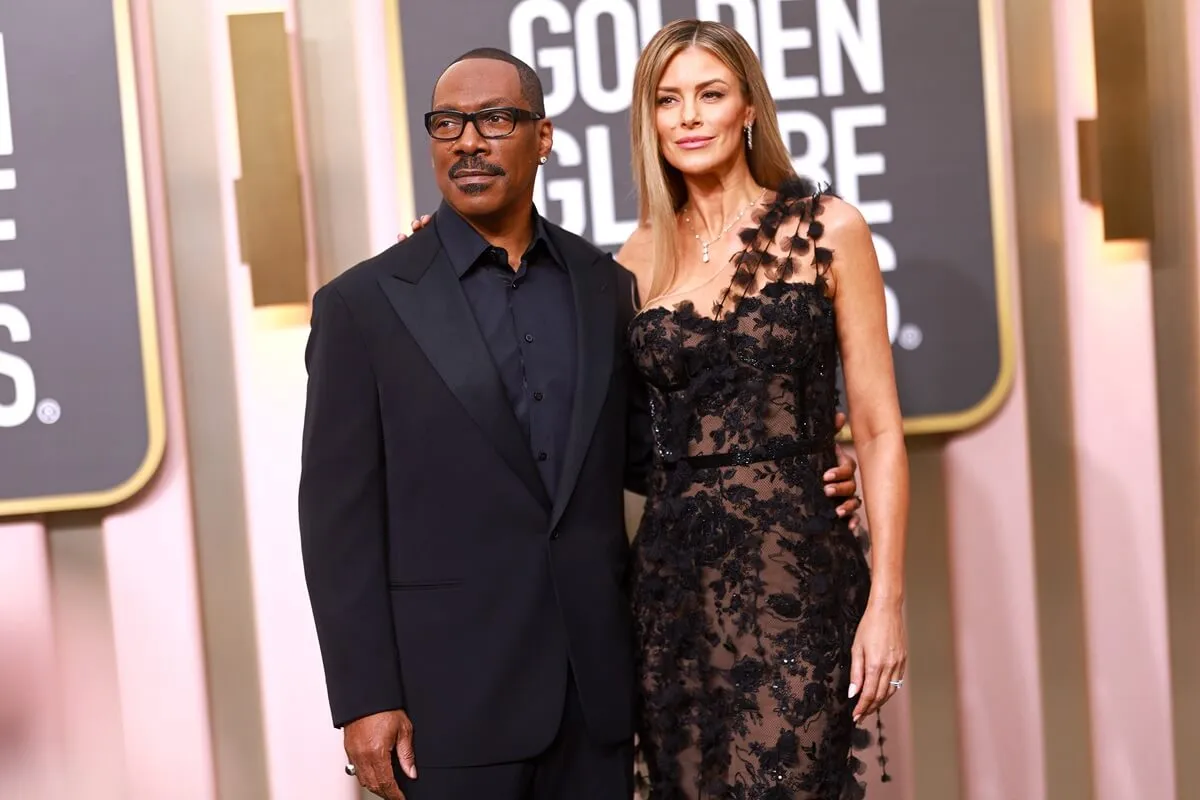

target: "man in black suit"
[298,49,862,800]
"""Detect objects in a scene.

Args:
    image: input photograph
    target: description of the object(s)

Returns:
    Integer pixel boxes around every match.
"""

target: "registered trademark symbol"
[898,324,923,350]
[36,399,61,424]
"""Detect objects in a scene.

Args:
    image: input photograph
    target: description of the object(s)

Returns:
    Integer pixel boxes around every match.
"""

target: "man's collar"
[434,200,563,277]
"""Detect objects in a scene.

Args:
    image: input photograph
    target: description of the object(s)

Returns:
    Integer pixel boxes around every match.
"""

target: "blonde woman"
[619,19,909,799]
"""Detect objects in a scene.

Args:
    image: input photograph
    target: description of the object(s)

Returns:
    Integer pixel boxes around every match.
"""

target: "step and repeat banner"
[0,0,163,516]
[393,0,1014,434]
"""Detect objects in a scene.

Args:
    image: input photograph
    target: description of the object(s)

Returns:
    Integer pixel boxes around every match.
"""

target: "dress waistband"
[675,437,835,471]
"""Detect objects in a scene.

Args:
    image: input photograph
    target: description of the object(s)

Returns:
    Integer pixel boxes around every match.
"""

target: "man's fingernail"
[853,714,861,724]
[849,683,859,698]
[826,486,836,495]
[837,508,845,516]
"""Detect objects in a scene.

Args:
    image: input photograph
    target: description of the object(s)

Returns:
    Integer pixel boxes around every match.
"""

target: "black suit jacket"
[298,209,651,768]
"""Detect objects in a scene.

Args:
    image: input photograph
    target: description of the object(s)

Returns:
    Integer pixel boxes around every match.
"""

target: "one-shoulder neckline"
[630,177,835,326]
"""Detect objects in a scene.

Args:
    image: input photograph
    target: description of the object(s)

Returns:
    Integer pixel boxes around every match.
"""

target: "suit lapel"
[550,233,615,531]
[377,237,550,509]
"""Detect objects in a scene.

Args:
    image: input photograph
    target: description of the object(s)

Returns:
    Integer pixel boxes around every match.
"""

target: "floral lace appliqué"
[628,178,883,799]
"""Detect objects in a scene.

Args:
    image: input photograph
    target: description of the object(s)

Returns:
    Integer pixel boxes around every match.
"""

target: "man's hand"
[825,411,862,529]
[344,709,416,800]
[396,214,432,242]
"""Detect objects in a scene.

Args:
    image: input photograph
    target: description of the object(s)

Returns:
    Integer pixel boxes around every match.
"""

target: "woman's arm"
[824,198,909,722]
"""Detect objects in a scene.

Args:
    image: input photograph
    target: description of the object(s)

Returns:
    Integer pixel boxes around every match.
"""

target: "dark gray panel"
[0,0,160,512]
[396,0,1007,427]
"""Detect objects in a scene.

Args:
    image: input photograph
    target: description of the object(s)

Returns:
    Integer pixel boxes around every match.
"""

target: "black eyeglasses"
[424,107,545,140]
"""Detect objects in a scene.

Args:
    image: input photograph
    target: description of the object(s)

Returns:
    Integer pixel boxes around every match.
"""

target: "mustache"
[449,158,506,179]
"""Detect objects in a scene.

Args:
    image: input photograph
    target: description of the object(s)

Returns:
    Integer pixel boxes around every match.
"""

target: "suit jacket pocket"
[387,579,463,591]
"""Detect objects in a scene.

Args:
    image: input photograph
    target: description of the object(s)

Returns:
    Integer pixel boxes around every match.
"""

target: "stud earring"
[538,155,548,164]
[745,124,753,151]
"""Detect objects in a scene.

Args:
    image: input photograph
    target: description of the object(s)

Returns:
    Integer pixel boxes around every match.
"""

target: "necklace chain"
[682,186,767,263]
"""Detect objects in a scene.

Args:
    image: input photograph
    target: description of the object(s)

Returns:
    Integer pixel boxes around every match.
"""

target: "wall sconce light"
[1079,0,1154,241]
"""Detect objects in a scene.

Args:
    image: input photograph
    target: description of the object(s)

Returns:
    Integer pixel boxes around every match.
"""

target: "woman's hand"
[849,601,907,723]
[396,214,432,242]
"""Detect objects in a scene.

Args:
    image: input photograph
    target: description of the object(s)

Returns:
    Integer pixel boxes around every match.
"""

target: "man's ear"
[538,118,554,162]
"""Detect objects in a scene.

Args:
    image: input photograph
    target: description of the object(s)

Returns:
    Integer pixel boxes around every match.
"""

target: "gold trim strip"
[0,0,166,517]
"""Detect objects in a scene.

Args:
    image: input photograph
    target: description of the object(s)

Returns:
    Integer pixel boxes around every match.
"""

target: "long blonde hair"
[630,19,797,305]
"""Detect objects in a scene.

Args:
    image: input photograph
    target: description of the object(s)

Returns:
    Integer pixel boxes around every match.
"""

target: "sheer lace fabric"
[629,179,876,799]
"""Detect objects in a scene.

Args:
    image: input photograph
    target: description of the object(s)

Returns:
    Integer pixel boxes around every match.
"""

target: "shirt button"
[524,333,534,343]
[533,391,544,401]
[550,530,560,540]
[537,452,548,462]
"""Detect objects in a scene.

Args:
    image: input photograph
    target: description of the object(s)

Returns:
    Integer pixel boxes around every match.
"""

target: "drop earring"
[744,124,753,151]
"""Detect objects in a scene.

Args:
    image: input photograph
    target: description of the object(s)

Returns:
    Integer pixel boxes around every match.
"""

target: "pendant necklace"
[682,186,767,263]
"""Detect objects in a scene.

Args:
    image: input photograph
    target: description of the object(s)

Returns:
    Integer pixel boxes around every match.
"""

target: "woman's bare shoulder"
[817,195,869,238]
[616,224,655,304]
[815,195,874,264]
[617,223,654,263]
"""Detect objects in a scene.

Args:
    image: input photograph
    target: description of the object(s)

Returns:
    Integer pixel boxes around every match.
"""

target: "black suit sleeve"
[299,283,405,727]
[617,264,653,496]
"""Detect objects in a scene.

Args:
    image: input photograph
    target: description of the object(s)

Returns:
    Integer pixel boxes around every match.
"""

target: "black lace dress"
[628,179,876,799]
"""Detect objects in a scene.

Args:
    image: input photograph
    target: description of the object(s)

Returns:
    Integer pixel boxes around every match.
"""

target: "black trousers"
[395,670,634,800]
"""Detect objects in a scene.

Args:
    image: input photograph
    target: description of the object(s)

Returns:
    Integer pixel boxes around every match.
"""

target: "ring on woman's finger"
[889,679,904,689]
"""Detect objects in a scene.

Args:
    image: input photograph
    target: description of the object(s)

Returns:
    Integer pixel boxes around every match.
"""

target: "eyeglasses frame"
[423,106,546,140]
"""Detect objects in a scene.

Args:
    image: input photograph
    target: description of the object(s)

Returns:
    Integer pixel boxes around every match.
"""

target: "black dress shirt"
[435,202,577,497]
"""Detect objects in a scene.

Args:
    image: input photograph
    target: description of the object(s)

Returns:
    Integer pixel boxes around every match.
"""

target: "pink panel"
[0,522,59,799]
[97,2,216,797]
[945,395,1046,800]
[354,0,404,247]
[1191,0,1200,270]
[1055,1,1175,797]
[941,4,1047,791]
[217,1,359,796]
[235,314,356,800]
